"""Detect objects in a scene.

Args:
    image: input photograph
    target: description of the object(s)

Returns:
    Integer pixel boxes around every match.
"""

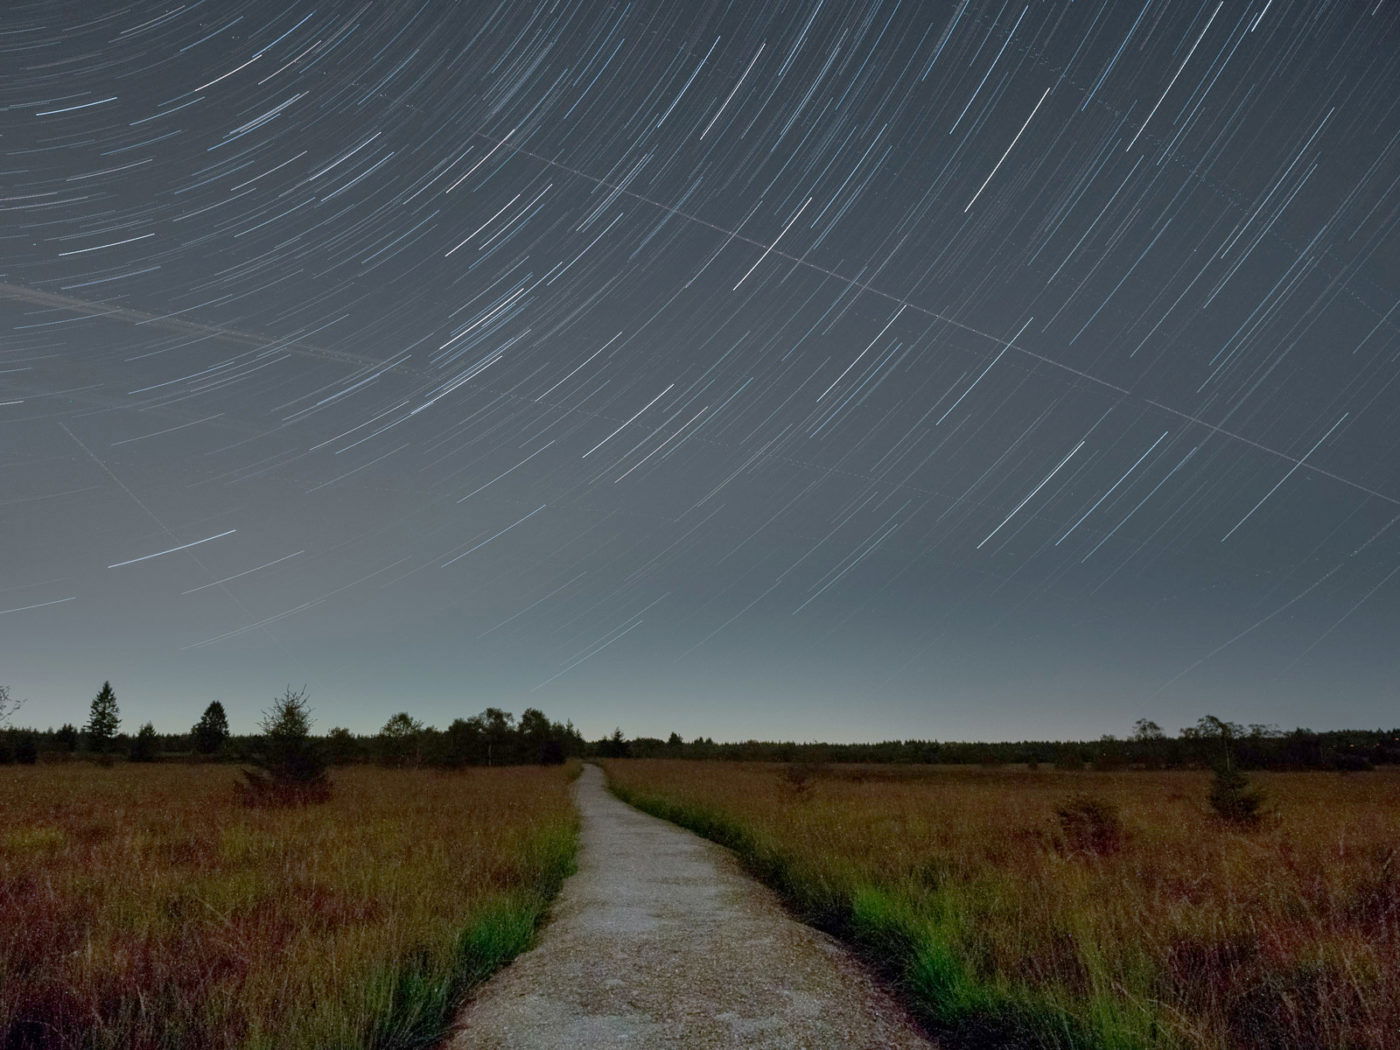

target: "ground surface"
[449,764,935,1049]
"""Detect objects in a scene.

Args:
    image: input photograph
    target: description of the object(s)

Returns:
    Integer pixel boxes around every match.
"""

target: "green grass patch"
[608,779,1172,1050]
[366,823,578,1050]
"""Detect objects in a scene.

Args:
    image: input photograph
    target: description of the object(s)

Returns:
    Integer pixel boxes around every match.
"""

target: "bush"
[1091,751,1129,772]
[780,758,826,798]
[129,722,159,763]
[375,712,425,768]
[14,734,37,765]
[1331,753,1374,772]
[325,726,363,765]
[537,738,566,765]
[239,686,331,806]
[1054,794,1124,855]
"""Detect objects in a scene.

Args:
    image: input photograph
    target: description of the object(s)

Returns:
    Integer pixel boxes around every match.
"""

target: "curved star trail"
[3,0,1398,739]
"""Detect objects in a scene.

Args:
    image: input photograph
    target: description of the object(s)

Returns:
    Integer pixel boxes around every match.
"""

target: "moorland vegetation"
[0,683,579,1050]
[4,681,1395,1049]
[604,756,1400,1049]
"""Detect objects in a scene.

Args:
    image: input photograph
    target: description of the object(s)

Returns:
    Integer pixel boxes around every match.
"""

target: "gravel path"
[448,764,935,1049]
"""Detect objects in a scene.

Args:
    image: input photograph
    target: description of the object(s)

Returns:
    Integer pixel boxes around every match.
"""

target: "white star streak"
[977,441,1085,549]
[965,85,1051,211]
[109,530,238,568]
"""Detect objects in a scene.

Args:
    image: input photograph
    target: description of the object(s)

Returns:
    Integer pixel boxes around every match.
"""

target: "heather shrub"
[1054,793,1124,855]
[780,758,826,798]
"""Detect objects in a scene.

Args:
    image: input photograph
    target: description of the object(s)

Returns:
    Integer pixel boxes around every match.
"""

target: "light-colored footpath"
[449,764,936,1049]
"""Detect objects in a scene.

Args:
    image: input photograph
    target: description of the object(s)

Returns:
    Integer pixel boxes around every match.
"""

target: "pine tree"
[598,728,630,758]
[240,686,330,805]
[129,722,159,763]
[191,700,230,755]
[84,682,120,754]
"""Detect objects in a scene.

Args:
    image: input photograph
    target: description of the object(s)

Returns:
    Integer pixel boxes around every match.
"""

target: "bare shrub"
[0,684,23,727]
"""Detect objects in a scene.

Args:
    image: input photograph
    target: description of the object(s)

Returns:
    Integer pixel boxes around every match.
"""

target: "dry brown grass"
[0,762,577,1050]
[604,759,1400,1049]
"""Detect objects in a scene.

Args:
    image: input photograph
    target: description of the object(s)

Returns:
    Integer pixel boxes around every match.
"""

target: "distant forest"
[3,684,1396,772]
[621,718,1399,772]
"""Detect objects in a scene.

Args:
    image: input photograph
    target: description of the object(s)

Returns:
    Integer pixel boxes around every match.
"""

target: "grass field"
[604,759,1399,1050]
[0,761,577,1050]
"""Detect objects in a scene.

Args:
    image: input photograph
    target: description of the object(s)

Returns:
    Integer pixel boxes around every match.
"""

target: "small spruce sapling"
[1208,764,1266,827]
[239,686,331,806]
[1199,715,1267,827]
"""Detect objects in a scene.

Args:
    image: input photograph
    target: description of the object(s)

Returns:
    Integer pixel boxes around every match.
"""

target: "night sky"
[4,0,1399,741]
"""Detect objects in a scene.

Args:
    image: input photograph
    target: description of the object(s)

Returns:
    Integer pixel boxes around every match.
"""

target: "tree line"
[595,716,1399,772]
[2,682,1394,772]
[0,681,588,769]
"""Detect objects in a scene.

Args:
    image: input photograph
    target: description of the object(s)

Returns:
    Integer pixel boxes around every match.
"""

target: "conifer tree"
[84,682,120,754]
[240,686,330,805]
[192,700,230,755]
[1199,714,1267,827]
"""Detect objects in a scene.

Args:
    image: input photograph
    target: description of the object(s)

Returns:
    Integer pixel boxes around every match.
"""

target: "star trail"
[3,0,1398,740]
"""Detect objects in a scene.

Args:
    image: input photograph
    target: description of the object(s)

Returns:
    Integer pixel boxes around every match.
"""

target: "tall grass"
[0,762,577,1049]
[604,760,1399,1050]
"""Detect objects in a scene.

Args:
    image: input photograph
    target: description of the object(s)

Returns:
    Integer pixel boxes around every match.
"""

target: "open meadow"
[0,761,577,1050]
[604,759,1400,1050]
